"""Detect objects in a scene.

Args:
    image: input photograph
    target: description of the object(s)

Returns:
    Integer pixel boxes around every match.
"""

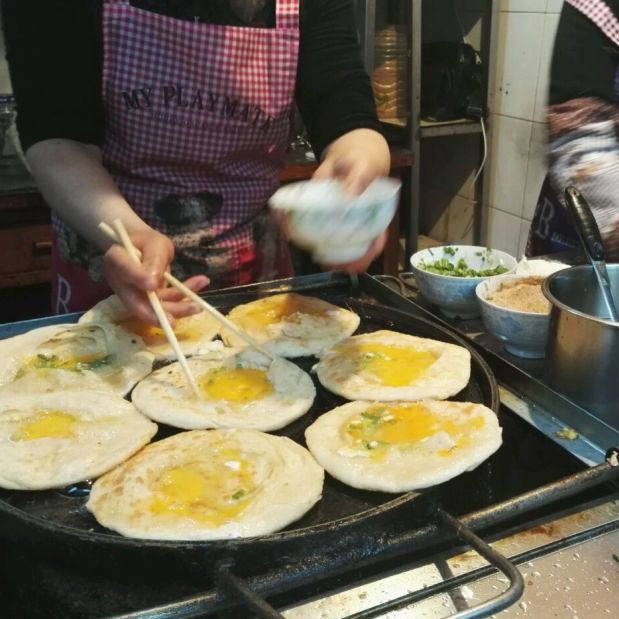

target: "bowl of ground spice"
[476,260,568,358]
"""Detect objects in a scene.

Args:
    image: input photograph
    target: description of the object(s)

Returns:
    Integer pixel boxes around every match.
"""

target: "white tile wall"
[487,207,522,256]
[546,0,564,13]
[523,121,547,220]
[485,0,563,254]
[494,11,545,120]
[500,0,547,13]
[533,11,561,122]
[489,114,532,217]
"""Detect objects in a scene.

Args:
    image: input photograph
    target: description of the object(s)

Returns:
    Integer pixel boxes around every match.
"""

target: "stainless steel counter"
[283,485,619,618]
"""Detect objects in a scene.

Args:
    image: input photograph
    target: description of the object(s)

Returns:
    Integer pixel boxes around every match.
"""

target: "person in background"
[527,0,619,260]
[1,0,390,323]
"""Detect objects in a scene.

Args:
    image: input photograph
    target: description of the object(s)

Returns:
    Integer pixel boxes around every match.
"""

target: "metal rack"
[411,0,499,260]
[357,1,499,264]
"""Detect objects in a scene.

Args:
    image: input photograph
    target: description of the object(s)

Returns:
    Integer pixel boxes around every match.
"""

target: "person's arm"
[313,129,390,195]
[313,129,390,271]
[296,0,389,191]
[27,141,150,251]
[27,139,207,323]
[546,1,619,259]
[296,0,385,154]
[1,0,205,321]
[295,0,390,270]
[28,139,206,323]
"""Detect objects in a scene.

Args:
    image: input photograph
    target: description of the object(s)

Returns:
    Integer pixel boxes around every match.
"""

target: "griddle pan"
[0,297,498,581]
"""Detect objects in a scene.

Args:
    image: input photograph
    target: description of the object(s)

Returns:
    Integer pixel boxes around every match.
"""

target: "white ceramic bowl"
[269,178,401,264]
[409,245,517,319]
[476,260,569,359]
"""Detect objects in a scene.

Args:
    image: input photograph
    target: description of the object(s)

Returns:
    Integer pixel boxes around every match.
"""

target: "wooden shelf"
[0,191,50,227]
[0,190,46,209]
[419,118,483,138]
[404,0,498,260]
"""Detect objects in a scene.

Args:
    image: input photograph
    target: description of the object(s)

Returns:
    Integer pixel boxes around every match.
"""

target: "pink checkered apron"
[51,0,298,313]
[565,0,619,47]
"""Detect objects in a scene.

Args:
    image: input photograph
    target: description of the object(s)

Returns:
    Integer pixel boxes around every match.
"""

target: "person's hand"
[325,230,388,273]
[311,129,391,272]
[313,128,390,196]
[103,227,209,325]
[313,149,384,197]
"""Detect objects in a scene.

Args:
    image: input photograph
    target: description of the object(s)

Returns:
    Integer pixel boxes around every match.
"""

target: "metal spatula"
[564,186,619,321]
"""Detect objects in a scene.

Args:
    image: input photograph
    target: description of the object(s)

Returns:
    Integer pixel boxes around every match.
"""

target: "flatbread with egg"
[80,294,221,360]
[86,429,324,540]
[0,391,157,490]
[221,293,360,357]
[315,330,470,401]
[305,400,502,492]
[132,348,316,431]
[0,323,154,397]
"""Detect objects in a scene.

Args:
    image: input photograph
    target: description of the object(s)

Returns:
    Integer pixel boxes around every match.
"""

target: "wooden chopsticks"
[99,222,277,362]
[110,219,201,398]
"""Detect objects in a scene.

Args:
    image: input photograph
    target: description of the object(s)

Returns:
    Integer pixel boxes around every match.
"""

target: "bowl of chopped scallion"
[409,245,517,319]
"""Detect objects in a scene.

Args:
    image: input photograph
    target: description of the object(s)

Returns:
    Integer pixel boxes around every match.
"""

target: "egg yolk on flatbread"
[345,343,437,386]
[342,404,485,461]
[15,353,111,379]
[235,295,329,328]
[15,325,113,379]
[11,410,77,441]
[199,368,273,403]
[149,451,255,526]
[119,318,198,347]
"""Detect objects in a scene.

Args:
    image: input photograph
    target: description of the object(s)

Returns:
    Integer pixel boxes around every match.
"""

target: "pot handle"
[564,186,606,262]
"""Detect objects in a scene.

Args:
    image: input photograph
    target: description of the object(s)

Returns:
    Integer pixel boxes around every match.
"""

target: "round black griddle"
[0,300,498,581]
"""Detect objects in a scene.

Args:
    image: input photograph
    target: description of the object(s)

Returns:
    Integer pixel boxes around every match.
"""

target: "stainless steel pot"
[543,265,619,428]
